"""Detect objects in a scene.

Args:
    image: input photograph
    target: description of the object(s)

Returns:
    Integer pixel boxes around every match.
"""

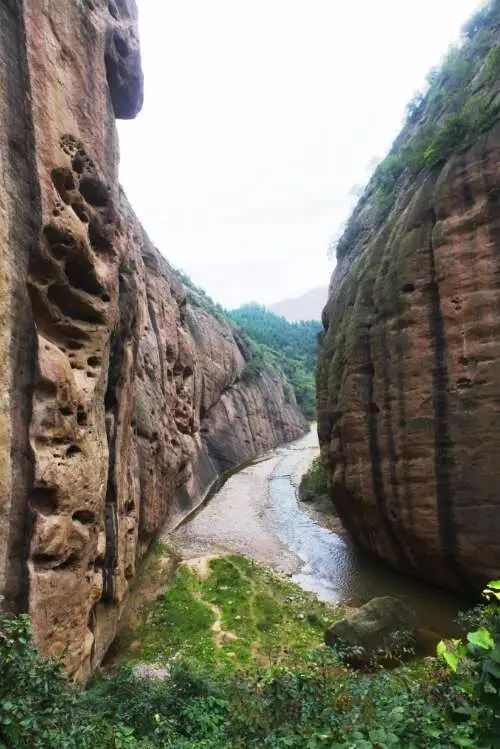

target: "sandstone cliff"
[0,0,306,680]
[318,4,500,594]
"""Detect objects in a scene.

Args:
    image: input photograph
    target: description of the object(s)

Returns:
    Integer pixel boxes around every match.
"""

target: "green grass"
[118,555,344,674]
[2,560,499,747]
[299,457,328,502]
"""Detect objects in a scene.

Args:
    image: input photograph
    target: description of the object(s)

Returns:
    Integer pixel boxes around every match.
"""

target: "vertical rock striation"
[0,0,306,679]
[318,6,500,594]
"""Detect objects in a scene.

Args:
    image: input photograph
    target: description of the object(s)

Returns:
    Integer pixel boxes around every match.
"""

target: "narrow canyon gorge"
[3,2,500,747]
[1,0,500,693]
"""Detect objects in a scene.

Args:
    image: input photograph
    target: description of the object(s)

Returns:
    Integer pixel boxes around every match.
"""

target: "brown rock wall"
[0,0,306,679]
[318,120,500,594]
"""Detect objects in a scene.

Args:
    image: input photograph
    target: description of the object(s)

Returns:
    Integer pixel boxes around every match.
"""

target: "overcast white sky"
[118,0,482,309]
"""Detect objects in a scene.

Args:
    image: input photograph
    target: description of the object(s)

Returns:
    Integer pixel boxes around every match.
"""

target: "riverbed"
[169,428,465,635]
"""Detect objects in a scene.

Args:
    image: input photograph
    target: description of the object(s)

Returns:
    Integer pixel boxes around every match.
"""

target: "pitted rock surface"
[318,30,500,594]
[0,0,306,680]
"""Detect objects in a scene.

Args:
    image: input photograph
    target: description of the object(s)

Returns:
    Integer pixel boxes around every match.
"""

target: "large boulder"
[325,597,416,663]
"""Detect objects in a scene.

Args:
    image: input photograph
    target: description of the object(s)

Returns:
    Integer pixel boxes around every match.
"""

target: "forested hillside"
[172,275,320,420]
[228,304,321,420]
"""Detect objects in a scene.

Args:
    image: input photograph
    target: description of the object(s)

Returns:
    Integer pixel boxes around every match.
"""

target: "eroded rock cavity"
[318,18,500,594]
[0,0,306,680]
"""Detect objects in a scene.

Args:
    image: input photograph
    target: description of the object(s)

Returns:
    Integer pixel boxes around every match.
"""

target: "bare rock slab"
[325,596,416,663]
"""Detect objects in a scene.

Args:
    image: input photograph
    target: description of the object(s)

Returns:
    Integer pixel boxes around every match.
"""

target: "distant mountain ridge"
[269,286,328,321]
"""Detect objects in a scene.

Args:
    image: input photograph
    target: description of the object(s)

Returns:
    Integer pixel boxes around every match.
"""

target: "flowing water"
[171,428,468,636]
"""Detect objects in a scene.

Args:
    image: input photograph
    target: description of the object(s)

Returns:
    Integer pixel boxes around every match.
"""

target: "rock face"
[318,10,500,594]
[0,0,306,680]
[325,597,416,663]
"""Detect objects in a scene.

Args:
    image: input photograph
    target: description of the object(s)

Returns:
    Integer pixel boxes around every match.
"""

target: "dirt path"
[166,428,463,633]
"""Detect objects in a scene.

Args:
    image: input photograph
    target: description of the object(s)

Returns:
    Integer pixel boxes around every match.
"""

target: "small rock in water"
[324,596,416,664]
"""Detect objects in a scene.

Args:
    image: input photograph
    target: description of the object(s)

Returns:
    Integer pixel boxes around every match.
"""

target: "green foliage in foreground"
[228,304,321,420]
[1,575,500,748]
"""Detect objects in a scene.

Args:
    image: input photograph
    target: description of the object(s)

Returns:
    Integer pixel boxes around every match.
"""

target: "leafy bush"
[2,577,500,748]
[437,580,500,743]
[0,604,77,748]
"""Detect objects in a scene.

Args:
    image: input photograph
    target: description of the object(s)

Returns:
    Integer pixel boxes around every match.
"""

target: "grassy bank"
[115,552,343,673]
[298,456,342,531]
[1,552,499,748]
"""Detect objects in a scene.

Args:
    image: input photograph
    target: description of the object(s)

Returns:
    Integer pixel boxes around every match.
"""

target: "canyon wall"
[0,0,306,680]
[318,9,500,594]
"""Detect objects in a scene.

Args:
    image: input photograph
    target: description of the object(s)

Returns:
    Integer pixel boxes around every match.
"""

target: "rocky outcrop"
[0,0,306,680]
[325,597,416,664]
[318,7,500,594]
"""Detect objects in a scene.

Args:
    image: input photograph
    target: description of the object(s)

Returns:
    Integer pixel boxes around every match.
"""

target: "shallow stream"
[170,428,467,636]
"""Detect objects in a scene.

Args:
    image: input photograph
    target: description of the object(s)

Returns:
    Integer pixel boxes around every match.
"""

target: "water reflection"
[267,450,467,636]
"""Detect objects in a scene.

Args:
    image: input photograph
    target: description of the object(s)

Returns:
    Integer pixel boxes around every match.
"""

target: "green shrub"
[437,580,500,743]
[485,43,500,82]
[0,604,77,748]
[1,576,500,748]
[299,457,328,503]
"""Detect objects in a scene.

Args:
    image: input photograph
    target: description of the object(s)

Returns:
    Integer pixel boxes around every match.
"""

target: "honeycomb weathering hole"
[33,552,81,571]
[51,167,75,202]
[72,202,89,223]
[44,224,77,255]
[89,220,113,254]
[77,408,88,426]
[72,509,95,525]
[47,283,106,325]
[30,488,58,514]
[64,255,105,297]
[79,177,110,207]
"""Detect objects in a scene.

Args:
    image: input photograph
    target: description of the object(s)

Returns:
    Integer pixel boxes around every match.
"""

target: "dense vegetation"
[335,0,500,259]
[228,304,321,420]
[298,457,339,524]
[173,271,320,420]
[2,557,500,749]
